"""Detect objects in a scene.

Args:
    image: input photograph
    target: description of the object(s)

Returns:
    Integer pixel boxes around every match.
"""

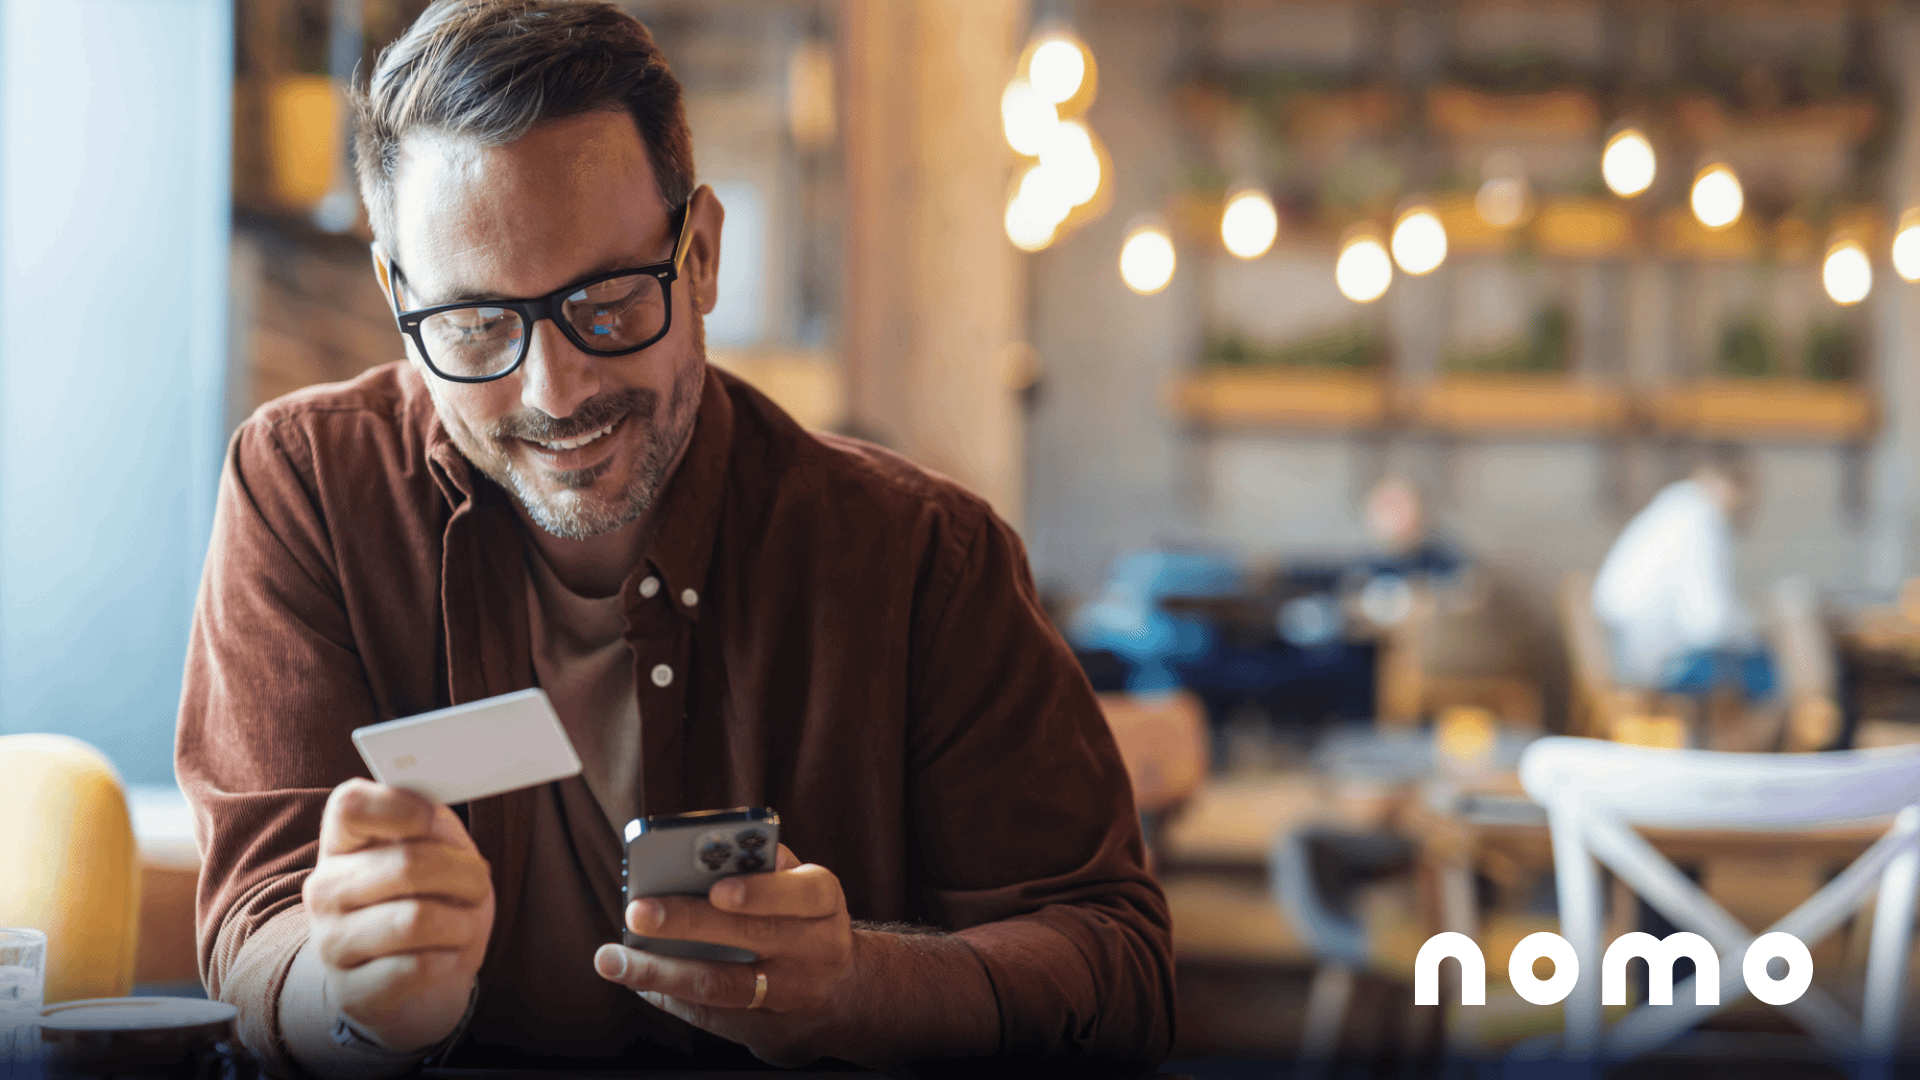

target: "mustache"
[488,388,655,443]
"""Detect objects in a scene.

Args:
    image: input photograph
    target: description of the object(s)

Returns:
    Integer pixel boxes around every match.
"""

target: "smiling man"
[175,2,1172,1078]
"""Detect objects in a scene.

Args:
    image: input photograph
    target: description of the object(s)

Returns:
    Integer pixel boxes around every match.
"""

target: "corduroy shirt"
[176,361,1174,1075]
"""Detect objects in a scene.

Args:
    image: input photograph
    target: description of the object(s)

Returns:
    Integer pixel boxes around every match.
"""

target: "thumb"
[775,842,801,872]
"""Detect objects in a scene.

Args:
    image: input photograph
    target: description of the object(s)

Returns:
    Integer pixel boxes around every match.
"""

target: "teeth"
[536,421,616,451]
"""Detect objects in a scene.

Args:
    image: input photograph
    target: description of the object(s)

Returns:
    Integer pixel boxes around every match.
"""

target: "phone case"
[621,807,779,964]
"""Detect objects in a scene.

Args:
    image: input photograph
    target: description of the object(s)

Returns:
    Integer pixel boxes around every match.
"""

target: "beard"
[447,323,707,542]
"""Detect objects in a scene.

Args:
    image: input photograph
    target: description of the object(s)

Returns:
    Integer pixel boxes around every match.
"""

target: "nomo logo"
[1414,931,1813,1007]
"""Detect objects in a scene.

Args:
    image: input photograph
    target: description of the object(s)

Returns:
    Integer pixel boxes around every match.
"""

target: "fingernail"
[596,945,628,979]
[713,879,744,907]
[630,899,664,931]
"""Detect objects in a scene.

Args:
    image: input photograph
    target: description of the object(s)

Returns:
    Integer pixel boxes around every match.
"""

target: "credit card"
[351,688,581,805]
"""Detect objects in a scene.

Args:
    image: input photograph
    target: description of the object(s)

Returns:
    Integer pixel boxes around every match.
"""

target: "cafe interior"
[19,0,1920,1074]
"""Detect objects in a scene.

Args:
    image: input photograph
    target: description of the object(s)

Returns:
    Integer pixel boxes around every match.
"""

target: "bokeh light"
[1038,120,1101,207]
[1476,177,1527,228]
[1602,129,1657,198]
[1119,225,1176,295]
[1005,195,1055,252]
[1823,241,1872,305]
[1691,164,1744,229]
[1391,206,1448,275]
[1000,80,1057,157]
[1028,35,1088,106]
[1336,235,1392,303]
[1220,189,1279,260]
[1893,218,1920,283]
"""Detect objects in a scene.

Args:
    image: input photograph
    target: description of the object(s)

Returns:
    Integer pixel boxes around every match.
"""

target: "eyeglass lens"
[417,272,670,378]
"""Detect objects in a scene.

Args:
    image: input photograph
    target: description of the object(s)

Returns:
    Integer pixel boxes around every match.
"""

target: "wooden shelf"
[1650,380,1876,441]
[1411,375,1630,434]
[1174,367,1388,429]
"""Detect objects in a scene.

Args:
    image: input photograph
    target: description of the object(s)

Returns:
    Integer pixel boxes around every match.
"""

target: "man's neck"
[516,507,659,599]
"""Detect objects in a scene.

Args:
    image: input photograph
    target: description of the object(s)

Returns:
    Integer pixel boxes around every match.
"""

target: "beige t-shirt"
[523,544,641,835]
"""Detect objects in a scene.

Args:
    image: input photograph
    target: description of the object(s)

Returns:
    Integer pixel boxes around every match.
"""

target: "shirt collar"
[417,361,734,624]
[635,364,732,622]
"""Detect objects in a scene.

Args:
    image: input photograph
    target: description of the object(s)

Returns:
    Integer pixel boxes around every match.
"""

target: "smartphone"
[622,807,780,964]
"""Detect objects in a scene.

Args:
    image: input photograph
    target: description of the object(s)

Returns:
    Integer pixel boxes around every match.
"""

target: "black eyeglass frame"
[385,202,695,384]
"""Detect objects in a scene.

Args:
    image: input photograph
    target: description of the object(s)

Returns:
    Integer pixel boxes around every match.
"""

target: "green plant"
[1717,316,1781,378]
[1443,303,1569,374]
[1202,327,1382,370]
[1805,320,1858,381]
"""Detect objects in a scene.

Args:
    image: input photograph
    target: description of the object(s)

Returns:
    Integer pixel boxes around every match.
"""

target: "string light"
[1004,196,1055,252]
[1391,206,1447,275]
[1823,240,1872,305]
[1894,214,1920,283]
[1038,120,1101,208]
[1336,235,1392,303]
[1602,129,1657,198]
[1028,34,1088,106]
[1691,164,1743,229]
[1220,189,1278,260]
[1119,224,1176,295]
[1001,80,1057,157]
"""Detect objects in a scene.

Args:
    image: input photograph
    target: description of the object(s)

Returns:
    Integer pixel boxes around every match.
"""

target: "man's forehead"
[389,112,666,297]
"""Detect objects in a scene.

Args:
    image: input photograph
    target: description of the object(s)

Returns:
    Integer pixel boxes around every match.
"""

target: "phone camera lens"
[736,829,767,851]
[735,854,765,872]
[698,840,734,871]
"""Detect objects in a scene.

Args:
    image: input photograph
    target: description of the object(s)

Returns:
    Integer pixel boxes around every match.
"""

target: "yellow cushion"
[0,734,140,1002]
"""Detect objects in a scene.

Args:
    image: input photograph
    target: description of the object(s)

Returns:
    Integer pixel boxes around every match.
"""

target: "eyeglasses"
[386,203,694,383]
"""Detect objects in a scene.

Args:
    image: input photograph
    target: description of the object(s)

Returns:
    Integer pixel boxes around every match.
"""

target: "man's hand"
[593,845,995,1068]
[302,779,495,1054]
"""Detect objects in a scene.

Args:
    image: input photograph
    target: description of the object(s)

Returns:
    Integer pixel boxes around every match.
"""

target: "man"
[1591,447,1772,698]
[175,2,1172,1076]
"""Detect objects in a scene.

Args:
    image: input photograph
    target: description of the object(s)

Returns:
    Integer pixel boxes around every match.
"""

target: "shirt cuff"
[280,939,474,1078]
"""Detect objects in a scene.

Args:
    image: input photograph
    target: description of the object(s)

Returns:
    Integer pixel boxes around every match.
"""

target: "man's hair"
[351,0,695,248]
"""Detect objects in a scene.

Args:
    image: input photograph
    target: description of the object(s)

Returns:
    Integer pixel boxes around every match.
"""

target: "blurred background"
[21,0,1920,1070]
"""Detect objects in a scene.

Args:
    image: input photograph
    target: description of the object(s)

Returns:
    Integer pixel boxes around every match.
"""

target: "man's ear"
[369,240,398,310]
[681,184,724,316]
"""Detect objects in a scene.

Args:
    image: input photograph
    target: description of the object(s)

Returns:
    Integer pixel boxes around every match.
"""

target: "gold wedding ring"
[747,971,768,1010]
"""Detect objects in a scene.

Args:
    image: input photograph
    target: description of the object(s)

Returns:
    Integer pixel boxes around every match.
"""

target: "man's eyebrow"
[411,255,656,308]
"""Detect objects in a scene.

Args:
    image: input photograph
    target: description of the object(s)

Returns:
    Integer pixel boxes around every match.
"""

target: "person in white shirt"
[1592,449,1774,696]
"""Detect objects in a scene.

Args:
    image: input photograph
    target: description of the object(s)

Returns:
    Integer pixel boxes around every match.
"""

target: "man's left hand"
[593,844,862,1067]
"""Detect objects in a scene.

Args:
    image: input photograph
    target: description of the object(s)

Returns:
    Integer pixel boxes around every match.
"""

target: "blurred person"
[174,2,1171,1077]
[1359,474,1464,585]
[1592,446,1774,697]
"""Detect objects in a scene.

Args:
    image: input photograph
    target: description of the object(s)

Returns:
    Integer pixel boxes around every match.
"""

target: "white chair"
[1519,736,1920,1069]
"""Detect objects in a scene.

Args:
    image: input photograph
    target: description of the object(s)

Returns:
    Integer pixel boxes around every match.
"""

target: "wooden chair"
[1097,689,1209,819]
[0,734,141,1002]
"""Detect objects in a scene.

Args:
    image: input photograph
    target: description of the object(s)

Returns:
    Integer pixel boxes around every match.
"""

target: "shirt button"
[650,663,674,688]
[681,588,699,607]
[638,576,660,599]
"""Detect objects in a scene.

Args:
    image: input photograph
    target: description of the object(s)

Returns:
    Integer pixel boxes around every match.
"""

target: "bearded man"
[175,2,1172,1077]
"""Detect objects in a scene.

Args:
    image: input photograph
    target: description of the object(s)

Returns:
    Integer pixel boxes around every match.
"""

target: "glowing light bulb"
[1119,225,1175,295]
[1824,241,1872,305]
[1475,177,1528,228]
[1336,236,1392,303]
[1391,207,1447,275]
[1602,129,1657,198]
[1005,196,1055,252]
[1028,35,1087,105]
[1015,163,1071,228]
[1220,189,1278,260]
[1894,219,1920,283]
[1038,120,1101,207]
[1001,80,1057,157]
[1691,164,1743,229]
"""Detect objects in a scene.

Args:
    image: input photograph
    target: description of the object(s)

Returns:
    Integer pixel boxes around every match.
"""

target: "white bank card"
[351,688,582,805]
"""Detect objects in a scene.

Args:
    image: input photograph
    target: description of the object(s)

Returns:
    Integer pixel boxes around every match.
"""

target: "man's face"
[379,111,719,540]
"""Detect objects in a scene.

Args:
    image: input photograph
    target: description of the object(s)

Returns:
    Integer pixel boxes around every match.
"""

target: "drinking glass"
[0,928,46,1078]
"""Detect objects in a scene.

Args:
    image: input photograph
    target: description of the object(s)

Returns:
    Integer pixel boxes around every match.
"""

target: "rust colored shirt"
[176,362,1174,1075]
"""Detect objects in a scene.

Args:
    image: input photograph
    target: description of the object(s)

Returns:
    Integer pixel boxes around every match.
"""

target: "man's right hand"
[302,779,495,1054]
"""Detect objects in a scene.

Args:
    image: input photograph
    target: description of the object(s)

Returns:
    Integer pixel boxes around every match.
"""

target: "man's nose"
[518,319,600,421]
